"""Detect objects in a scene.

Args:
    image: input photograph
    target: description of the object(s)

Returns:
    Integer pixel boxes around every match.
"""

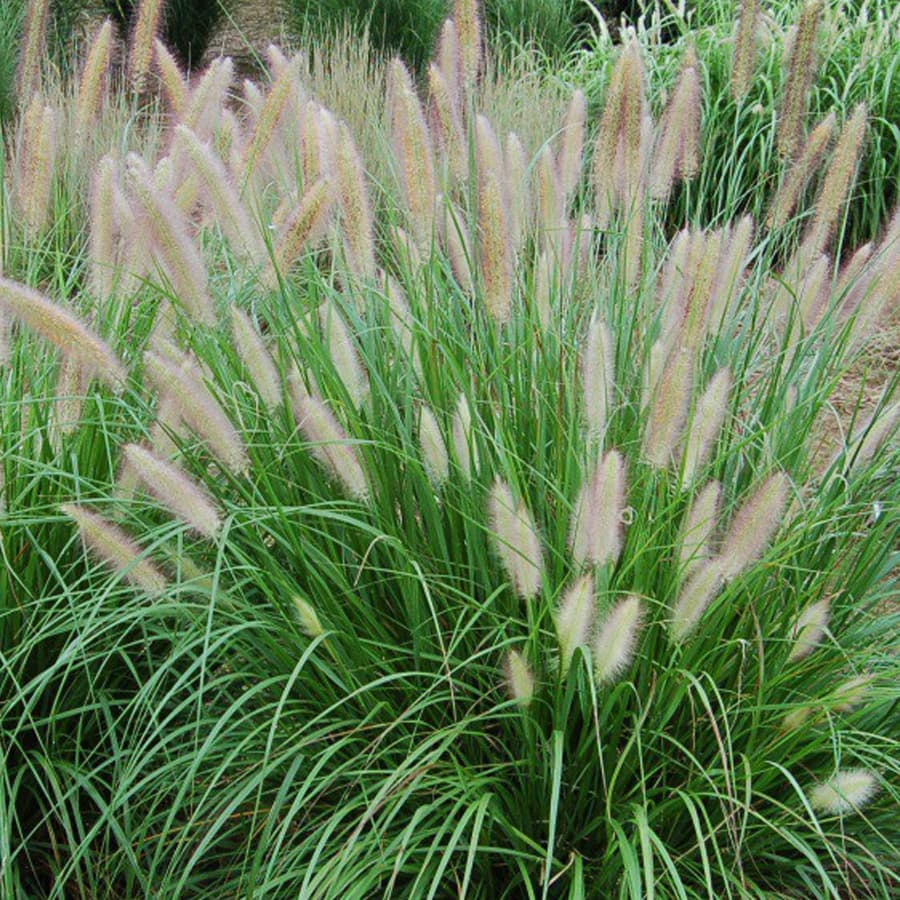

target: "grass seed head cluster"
[0,0,897,895]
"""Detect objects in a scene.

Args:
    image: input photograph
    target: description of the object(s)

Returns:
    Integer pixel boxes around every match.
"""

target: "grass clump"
[0,0,897,895]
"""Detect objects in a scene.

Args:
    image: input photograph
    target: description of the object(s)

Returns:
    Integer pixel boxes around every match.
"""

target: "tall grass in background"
[568,0,900,248]
[0,0,897,895]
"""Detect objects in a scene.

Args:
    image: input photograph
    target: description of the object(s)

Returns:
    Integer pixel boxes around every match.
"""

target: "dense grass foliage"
[0,0,897,896]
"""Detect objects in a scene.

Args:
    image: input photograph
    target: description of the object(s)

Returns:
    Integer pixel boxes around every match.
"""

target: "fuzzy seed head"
[61,502,168,594]
[679,480,721,571]
[805,103,867,256]
[555,573,595,675]
[488,479,543,600]
[75,20,114,146]
[264,178,335,289]
[731,0,760,100]
[643,346,694,469]
[570,450,627,568]
[388,59,438,248]
[768,112,836,230]
[124,443,222,539]
[185,57,234,142]
[809,769,879,815]
[144,349,249,474]
[670,558,726,642]
[292,391,369,500]
[719,472,789,578]
[174,125,265,265]
[427,63,466,182]
[559,89,587,200]
[831,674,873,712]
[505,649,534,706]
[478,168,514,323]
[419,404,450,488]
[231,307,282,409]
[128,0,166,93]
[293,595,325,638]
[16,0,50,102]
[0,278,126,389]
[126,154,215,325]
[582,315,615,442]
[789,598,830,661]
[17,97,57,239]
[453,0,483,98]
[319,301,368,409]
[451,392,478,479]
[593,595,642,684]
[777,0,824,159]
[154,39,187,115]
[334,122,376,281]
[681,368,732,487]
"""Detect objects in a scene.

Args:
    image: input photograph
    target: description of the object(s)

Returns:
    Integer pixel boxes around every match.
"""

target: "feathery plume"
[231,307,281,409]
[707,217,753,327]
[435,18,461,112]
[570,450,627,568]
[582,314,615,442]
[442,200,475,293]
[184,57,234,142]
[74,20,114,151]
[679,480,721,571]
[842,399,899,473]
[173,125,265,264]
[809,770,879,815]
[419,404,450,487]
[125,154,214,325]
[681,368,732,486]
[154,39,187,115]
[427,63,466,181]
[334,122,376,281]
[451,392,478,479]
[50,356,86,451]
[555,573,595,675]
[319,301,368,408]
[505,133,528,254]
[16,0,50,102]
[475,117,513,320]
[488,479,543,600]
[61,503,167,594]
[593,595,642,684]
[719,472,789,578]
[559,89,587,201]
[650,50,702,199]
[670,558,725,641]
[144,349,249,474]
[128,0,166,93]
[835,241,873,300]
[641,339,667,414]
[777,0,823,159]
[804,103,867,256]
[453,0,483,100]
[263,178,334,289]
[537,145,565,256]
[0,278,126,388]
[643,346,694,468]
[388,59,438,248]
[505,649,535,706]
[592,46,629,229]
[291,388,369,499]
[831,674,873,713]
[788,597,830,661]
[17,97,57,239]
[124,443,222,539]
[731,0,760,100]
[768,112,835,229]
[242,56,301,185]
[293,595,325,639]
[88,155,119,300]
